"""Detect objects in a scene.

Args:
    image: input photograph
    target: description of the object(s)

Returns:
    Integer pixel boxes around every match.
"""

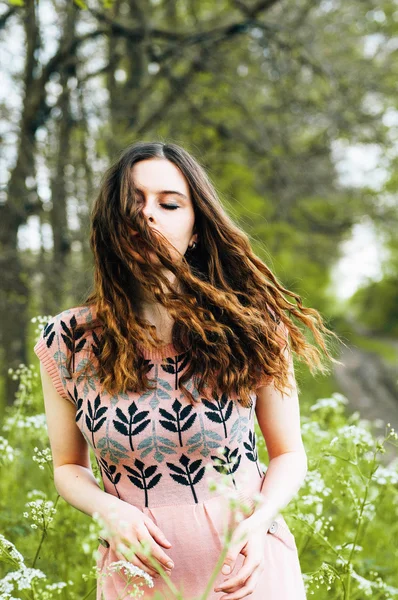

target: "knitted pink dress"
[33,305,307,600]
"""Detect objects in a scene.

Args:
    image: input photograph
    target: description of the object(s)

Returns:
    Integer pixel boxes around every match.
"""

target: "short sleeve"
[33,315,71,401]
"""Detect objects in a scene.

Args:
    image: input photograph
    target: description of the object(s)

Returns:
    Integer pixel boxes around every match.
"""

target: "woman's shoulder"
[33,304,100,401]
[51,304,98,327]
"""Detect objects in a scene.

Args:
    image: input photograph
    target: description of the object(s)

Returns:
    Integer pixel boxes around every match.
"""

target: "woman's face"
[130,158,197,265]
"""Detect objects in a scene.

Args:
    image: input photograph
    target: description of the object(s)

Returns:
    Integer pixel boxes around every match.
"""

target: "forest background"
[1,1,398,599]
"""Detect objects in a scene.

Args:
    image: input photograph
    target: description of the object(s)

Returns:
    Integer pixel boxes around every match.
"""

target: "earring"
[189,241,197,250]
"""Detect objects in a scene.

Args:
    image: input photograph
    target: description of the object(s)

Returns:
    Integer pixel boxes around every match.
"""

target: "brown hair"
[72,140,344,408]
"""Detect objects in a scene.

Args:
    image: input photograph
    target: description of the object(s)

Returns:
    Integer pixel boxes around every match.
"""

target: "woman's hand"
[214,512,272,600]
[99,498,175,579]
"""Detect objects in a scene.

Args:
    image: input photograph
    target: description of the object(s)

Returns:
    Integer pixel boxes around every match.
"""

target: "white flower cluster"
[310,393,348,413]
[300,470,332,515]
[374,465,398,486]
[0,436,16,465]
[3,413,47,432]
[23,498,57,530]
[7,362,38,409]
[32,446,52,470]
[302,560,337,594]
[301,421,330,441]
[0,534,24,566]
[0,567,46,598]
[97,560,154,597]
[0,534,69,599]
[337,424,375,449]
[107,560,154,586]
[39,581,68,598]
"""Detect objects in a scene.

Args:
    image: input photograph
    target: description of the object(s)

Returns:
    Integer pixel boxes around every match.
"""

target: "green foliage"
[1,362,398,599]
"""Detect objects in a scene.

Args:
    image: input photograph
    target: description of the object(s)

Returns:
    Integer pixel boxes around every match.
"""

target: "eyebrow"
[135,187,188,201]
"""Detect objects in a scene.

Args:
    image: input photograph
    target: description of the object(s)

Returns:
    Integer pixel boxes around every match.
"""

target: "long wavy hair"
[73,140,343,408]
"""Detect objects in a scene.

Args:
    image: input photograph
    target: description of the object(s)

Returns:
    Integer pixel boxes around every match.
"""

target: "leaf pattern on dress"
[41,305,270,510]
[123,459,162,507]
[159,399,197,446]
[85,394,108,448]
[211,446,241,488]
[97,434,130,463]
[67,382,83,423]
[202,391,234,438]
[60,314,87,373]
[229,415,249,444]
[137,420,178,463]
[98,456,122,498]
[113,401,151,451]
[166,454,205,503]
[244,430,262,477]
[160,352,190,389]
[186,414,223,457]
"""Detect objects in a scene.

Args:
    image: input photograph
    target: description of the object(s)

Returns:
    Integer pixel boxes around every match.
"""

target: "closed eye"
[161,204,179,210]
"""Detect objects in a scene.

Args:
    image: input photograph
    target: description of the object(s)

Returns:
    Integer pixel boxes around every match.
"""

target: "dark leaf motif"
[91,330,105,358]
[181,414,196,432]
[113,401,150,451]
[192,467,205,485]
[85,394,107,448]
[166,454,204,503]
[144,465,157,478]
[159,421,178,433]
[159,408,176,422]
[161,352,190,375]
[161,352,190,389]
[75,397,83,423]
[169,473,189,486]
[116,407,129,424]
[114,421,128,436]
[123,459,162,506]
[147,473,162,489]
[189,459,202,473]
[203,392,234,438]
[128,475,144,489]
[43,322,55,348]
[167,463,186,476]
[243,430,262,476]
[159,399,197,446]
[205,412,222,424]
[58,314,87,374]
[211,446,242,486]
[98,457,122,498]
[93,418,107,432]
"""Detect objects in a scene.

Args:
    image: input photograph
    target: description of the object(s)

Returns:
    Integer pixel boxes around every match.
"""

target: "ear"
[190,233,198,245]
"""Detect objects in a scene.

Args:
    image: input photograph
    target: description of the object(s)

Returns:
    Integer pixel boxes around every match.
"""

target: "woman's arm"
[251,343,308,528]
[39,361,119,520]
[38,362,175,577]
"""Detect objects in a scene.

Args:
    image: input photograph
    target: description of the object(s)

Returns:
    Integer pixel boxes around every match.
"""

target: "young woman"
[34,141,339,600]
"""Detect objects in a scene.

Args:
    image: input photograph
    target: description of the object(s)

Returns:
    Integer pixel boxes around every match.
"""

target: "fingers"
[115,542,161,579]
[136,528,175,572]
[144,517,172,548]
[215,563,263,600]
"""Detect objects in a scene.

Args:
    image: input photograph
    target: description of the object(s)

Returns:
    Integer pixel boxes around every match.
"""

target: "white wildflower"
[0,535,24,566]
[24,499,56,529]
[0,437,15,465]
[0,566,46,597]
[108,560,154,584]
[32,446,53,470]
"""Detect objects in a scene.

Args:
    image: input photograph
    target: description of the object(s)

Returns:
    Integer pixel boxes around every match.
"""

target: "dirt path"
[334,341,398,465]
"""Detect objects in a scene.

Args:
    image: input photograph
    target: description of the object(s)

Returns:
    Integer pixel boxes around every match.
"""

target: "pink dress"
[33,305,307,600]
